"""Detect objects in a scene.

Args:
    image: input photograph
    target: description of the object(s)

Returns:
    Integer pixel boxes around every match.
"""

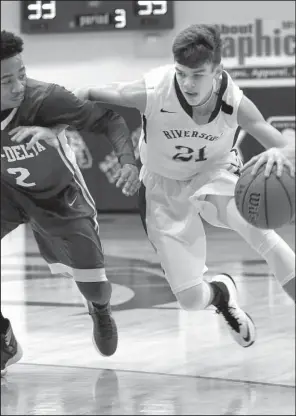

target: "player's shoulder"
[23,77,65,109]
[26,77,53,89]
[223,71,242,92]
[20,78,81,124]
[144,64,174,78]
[26,77,88,116]
[143,64,175,89]
[217,71,244,128]
[25,77,76,103]
[221,70,243,104]
[25,77,55,99]
[18,78,56,123]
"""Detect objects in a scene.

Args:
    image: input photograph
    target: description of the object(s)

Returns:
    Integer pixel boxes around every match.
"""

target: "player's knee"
[226,198,280,255]
[76,280,112,305]
[175,283,206,311]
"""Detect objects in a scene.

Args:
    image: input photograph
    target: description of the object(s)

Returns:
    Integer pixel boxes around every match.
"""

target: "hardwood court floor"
[1,214,295,415]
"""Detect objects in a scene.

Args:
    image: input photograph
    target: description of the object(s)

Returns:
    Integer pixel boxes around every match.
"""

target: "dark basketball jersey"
[1,78,128,198]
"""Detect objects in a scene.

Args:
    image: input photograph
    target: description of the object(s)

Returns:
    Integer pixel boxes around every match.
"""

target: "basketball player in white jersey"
[74,24,295,348]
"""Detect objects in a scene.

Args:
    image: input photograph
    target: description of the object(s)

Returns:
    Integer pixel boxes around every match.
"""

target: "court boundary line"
[15,362,295,389]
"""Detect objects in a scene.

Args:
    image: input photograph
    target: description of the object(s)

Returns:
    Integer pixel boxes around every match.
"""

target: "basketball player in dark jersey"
[1,30,139,375]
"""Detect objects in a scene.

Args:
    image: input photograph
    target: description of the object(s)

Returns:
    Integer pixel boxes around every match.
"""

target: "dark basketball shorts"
[1,176,106,282]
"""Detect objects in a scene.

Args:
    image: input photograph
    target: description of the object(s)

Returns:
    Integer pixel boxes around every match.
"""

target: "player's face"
[175,62,221,106]
[1,54,27,110]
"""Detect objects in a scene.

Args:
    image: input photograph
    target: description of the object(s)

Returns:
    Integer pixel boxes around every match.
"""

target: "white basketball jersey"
[139,65,243,180]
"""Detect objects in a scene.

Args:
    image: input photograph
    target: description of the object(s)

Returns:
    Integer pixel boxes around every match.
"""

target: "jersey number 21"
[173,145,207,162]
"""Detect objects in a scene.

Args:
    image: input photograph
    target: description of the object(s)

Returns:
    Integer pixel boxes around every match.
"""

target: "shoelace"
[91,306,115,339]
[97,316,115,339]
[216,304,241,332]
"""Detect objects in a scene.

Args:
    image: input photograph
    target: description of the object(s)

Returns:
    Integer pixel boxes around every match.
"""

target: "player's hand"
[72,87,90,101]
[9,126,59,150]
[113,163,140,196]
[99,152,121,184]
[241,147,295,178]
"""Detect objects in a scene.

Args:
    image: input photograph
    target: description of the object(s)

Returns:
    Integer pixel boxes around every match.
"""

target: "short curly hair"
[1,30,24,61]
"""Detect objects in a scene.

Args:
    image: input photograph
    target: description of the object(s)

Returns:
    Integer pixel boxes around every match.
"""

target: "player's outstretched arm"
[73,79,148,114]
[238,96,294,177]
[9,85,141,196]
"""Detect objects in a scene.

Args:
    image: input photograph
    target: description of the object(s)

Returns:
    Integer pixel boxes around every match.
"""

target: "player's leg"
[139,179,210,298]
[32,177,117,357]
[139,174,255,347]
[1,182,25,376]
[207,194,295,302]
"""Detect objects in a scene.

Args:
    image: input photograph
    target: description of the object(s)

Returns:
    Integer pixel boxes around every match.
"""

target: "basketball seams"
[240,167,258,217]
[276,174,293,220]
[264,175,269,229]
[235,164,294,228]
[241,165,265,224]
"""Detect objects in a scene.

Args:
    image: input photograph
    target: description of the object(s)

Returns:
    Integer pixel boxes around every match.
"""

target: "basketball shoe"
[210,274,256,347]
[1,322,23,376]
[86,301,118,357]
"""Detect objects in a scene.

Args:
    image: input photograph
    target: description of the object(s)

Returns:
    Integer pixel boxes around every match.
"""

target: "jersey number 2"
[173,145,207,162]
[7,167,36,187]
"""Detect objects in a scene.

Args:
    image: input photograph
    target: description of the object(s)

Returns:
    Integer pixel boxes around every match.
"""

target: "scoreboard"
[20,1,174,33]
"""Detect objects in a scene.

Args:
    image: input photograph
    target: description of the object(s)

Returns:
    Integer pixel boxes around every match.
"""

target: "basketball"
[234,163,295,229]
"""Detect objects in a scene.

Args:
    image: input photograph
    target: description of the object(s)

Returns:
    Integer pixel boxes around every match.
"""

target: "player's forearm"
[74,80,147,113]
[88,81,147,113]
[245,121,290,149]
[101,110,136,166]
[238,96,290,150]
[88,84,123,106]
